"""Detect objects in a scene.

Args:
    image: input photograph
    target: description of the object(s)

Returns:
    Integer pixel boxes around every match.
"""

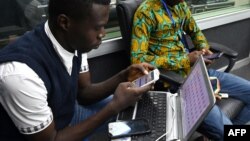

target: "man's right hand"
[188,51,212,65]
[110,82,152,113]
[188,51,203,65]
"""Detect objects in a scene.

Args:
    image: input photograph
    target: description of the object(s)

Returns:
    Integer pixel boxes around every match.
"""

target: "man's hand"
[188,50,213,65]
[125,63,155,82]
[188,51,203,65]
[110,82,152,112]
[201,48,213,56]
[201,49,214,65]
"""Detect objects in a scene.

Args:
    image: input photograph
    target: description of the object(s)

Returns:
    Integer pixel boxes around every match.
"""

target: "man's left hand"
[202,49,213,65]
[201,48,213,56]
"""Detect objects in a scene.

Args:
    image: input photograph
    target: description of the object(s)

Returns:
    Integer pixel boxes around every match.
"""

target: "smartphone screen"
[132,69,159,87]
[203,52,223,60]
[108,119,151,139]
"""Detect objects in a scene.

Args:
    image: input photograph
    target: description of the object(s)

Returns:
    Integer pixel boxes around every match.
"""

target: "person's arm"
[182,2,209,50]
[77,63,154,105]
[0,62,151,141]
[130,9,190,71]
[76,71,124,105]
[26,82,151,141]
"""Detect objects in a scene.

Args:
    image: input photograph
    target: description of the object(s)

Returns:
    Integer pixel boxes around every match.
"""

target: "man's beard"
[165,0,183,7]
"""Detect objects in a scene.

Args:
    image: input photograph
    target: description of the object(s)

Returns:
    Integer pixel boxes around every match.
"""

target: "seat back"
[116,0,143,53]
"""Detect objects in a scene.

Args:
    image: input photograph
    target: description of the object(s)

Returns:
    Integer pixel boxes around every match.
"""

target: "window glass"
[189,0,250,20]
[188,0,246,14]
[0,0,48,48]
[0,0,249,48]
[104,0,250,40]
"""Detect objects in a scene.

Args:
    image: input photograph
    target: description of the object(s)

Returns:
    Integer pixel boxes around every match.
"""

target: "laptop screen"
[180,56,215,139]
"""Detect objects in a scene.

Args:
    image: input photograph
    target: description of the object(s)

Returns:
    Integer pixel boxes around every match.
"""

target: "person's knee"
[199,119,224,141]
[200,106,232,140]
[208,106,232,124]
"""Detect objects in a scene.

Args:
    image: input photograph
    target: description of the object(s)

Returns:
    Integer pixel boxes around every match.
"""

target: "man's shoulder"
[0,62,38,79]
[135,0,162,18]
[138,0,162,11]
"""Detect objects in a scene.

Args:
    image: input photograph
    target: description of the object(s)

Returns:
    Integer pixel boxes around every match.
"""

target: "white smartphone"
[108,119,151,139]
[132,69,160,87]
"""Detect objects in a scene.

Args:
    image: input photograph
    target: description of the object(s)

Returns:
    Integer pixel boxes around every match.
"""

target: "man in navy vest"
[0,0,154,141]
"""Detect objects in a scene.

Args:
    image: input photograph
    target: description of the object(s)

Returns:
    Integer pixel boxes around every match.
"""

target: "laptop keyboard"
[118,92,167,141]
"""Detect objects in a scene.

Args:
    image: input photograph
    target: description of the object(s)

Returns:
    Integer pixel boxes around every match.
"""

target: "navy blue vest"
[0,24,82,141]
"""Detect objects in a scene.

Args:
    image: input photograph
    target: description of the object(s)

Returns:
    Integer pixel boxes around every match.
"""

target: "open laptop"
[116,55,216,141]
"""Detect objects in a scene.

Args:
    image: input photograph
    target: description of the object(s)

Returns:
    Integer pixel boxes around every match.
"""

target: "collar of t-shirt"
[44,21,77,75]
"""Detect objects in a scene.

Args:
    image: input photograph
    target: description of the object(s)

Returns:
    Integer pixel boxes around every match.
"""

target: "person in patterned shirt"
[131,0,250,140]
[131,0,210,76]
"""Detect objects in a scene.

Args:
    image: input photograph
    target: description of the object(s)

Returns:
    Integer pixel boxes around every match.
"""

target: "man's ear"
[57,14,71,31]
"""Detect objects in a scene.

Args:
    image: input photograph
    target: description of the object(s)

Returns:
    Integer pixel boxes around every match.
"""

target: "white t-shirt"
[0,21,89,134]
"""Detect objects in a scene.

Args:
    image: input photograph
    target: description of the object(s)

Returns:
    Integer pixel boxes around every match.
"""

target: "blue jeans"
[198,69,250,141]
[70,96,114,141]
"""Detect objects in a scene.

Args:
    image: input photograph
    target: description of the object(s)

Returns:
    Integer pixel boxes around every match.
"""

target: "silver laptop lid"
[179,55,215,141]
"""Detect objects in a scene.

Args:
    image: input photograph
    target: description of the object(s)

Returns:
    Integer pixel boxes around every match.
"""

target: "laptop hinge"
[176,91,183,140]
[166,93,179,140]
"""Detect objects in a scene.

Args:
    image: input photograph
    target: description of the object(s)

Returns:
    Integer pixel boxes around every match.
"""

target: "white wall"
[235,0,250,6]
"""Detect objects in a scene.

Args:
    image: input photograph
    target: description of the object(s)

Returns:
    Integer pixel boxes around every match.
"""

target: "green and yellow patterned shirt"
[131,0,209,76]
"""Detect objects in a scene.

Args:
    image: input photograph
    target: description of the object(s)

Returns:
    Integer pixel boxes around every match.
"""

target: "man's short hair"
[48,0,111,23]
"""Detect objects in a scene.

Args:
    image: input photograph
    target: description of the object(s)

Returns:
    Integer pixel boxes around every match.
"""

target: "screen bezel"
[179,55,215,141]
